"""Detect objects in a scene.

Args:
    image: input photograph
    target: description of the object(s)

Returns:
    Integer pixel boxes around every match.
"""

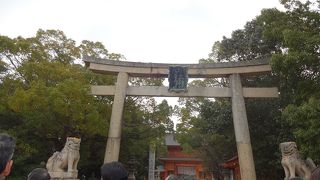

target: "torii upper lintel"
[83,56,272,78]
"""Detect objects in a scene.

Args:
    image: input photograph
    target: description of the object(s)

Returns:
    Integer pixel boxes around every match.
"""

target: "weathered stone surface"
[91,85,279,98]
[49,171,79,180]
[83,56,279,180]
[83,55,269,68]
[311,167,320,180]
[280,142,312,180]
[230,74,256,180]
[104,72,129,163]
[46,137,81,179]
[83,56,272,77]
[289,177,303,180]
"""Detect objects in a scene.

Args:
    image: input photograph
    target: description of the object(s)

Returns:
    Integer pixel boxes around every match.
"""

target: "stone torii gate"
[84,56,278,180]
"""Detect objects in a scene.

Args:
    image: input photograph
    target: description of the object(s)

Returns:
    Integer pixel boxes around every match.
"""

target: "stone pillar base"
[48,171,78,180]
[289,177,303,180]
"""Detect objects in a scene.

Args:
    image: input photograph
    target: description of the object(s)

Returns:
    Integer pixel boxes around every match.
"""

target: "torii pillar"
[104,72,128,163]
[230,73,256,179]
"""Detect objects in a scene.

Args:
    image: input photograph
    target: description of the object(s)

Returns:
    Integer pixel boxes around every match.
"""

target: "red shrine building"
[157,134,241,180]
[221,156,241,180]
[158,134,212,180]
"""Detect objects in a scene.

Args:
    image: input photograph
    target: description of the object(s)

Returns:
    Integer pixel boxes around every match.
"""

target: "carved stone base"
[289,177,303,180]
[48,171,78,180]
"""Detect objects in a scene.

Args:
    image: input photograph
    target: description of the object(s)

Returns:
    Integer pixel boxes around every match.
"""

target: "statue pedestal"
[49,171,78,180]
[289,177,303,180]
[128,172,135,180]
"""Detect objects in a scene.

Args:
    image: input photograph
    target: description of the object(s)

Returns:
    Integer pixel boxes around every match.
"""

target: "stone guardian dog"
[280,142,315,180]
[46,137,81,179]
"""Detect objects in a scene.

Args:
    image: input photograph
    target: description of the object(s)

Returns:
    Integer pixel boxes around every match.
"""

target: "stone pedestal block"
[289,177,303,180]
[49,171,78,180]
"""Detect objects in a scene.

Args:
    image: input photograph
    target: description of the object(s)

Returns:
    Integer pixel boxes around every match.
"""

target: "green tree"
[258,0,320,105]
[120,97,172,179]
[283,98,320,162]
[0,29,114,178]
[177,99,235,177]
[175,2,318,180]
[177,1,320,179]
[0,29,172,179]
[258,0,320,163]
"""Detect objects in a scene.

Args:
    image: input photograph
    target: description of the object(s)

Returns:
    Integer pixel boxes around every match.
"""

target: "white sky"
[0,0,282,64]
[0,0,283,125]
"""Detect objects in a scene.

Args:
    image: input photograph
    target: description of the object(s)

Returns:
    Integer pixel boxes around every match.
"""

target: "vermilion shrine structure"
[84,56,278,180]
[159,134,213,179]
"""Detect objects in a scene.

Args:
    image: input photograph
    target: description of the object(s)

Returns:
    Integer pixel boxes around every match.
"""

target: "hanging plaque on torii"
[168,66,188,92]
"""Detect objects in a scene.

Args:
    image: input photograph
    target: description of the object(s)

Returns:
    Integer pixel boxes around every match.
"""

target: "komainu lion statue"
[46,137,81,179]
[280,142,316,180]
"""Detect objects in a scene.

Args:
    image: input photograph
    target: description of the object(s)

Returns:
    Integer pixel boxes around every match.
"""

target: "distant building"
[221,156,240,180]
[158,134,212,180]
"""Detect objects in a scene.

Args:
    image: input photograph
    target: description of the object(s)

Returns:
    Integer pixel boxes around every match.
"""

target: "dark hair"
[0,133,16,173]
[27,168,51,180]
[101,162,129,180]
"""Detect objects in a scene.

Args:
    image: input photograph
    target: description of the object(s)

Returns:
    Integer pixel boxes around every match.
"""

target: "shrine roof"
[221,156,239,169]
[165,134,180,146]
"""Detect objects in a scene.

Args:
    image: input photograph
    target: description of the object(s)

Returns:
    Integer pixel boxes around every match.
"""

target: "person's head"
[165,174,179,180]
[27,168,51,180]
[101,161,128,180]
[0,133,15,179]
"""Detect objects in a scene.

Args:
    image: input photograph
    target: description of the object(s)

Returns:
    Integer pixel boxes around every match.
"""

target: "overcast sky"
[0,0,283,64]
[0,0,284,125]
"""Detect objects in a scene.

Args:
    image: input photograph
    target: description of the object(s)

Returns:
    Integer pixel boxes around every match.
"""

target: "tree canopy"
[176,0,319,179]
[1,1,319,179]
[0,29,173,179]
